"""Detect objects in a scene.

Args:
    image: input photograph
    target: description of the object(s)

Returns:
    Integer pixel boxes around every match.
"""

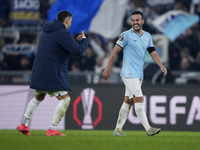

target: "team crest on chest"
[144,38,149,42]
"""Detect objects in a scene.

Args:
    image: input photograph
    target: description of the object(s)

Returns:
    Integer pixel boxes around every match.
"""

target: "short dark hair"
[57,10,72,23]
[131,11,143,19]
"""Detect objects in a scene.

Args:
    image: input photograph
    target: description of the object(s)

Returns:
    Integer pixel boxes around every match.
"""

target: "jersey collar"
[131,28,143,37]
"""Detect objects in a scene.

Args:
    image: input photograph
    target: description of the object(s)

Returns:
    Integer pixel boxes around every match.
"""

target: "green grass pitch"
[0,130,200,150]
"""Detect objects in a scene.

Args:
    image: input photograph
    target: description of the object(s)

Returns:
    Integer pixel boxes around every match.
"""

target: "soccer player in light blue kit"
[102,11,167,136]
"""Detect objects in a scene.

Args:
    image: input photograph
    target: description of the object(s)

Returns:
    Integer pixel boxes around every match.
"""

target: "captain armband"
[147,47,156,54]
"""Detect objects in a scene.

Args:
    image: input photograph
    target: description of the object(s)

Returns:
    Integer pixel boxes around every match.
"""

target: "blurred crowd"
[0,0,200,84]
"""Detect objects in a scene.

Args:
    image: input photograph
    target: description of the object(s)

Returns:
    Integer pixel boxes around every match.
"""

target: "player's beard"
[132,24,142,32]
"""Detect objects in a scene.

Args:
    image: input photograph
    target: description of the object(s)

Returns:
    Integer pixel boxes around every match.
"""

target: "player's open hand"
[76,31,85,41]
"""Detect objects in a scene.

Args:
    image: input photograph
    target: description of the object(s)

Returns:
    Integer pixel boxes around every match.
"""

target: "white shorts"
[35,90,68,98]
[122,78,143,99]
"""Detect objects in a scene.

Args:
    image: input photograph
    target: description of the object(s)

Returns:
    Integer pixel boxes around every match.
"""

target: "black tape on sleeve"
[147,47,156,54]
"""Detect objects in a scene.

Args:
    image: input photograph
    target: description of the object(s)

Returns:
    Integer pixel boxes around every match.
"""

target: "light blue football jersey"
[116,28,154,79]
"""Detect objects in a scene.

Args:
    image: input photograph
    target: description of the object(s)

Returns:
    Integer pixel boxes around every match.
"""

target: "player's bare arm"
[150,51,167,76]
[102,44,122,80]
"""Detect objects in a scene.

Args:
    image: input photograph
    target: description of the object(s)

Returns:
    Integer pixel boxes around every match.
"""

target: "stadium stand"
[0,0,199,85]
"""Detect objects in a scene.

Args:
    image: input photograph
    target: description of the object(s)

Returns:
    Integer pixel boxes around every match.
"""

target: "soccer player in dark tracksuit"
[17,10,89,136]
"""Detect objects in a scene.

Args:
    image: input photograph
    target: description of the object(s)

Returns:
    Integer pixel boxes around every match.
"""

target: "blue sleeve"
[148,34,154,48]
[56,30,89,56]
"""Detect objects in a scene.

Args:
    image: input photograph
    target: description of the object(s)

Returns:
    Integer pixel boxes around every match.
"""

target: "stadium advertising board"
[2,44,37,54]
[0,85,65,130]
[10,0,40,25]
[66,84,200,131]
[146,0,175,7]
[0,85,199,131]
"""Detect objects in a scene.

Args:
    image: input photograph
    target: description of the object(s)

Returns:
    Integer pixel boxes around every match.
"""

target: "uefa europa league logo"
[73,88,102,129]
[81,88,95,129]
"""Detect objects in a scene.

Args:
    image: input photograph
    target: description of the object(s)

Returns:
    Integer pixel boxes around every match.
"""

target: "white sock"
[22,98,42,126]
[115,102,132,131]
[135,103,151,131]
[49,97,71,130]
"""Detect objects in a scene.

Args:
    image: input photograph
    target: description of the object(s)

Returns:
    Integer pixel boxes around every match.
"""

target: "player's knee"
[35,94,46,101]
[57,94,69,100]
[133,96,143,103]
[60,96,71,108]
[124,97,134,105]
